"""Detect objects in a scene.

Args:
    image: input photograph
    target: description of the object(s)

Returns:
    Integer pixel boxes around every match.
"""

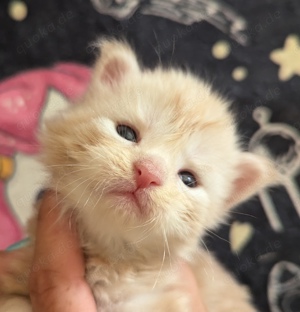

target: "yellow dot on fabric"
[232,66,248,81]
[8,1,28,21]
[0,156,14,180]
[230,222,254,254]
[212,40,231,59]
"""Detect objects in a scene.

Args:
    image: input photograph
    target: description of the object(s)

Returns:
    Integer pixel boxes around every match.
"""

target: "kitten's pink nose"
[134,159,163,189]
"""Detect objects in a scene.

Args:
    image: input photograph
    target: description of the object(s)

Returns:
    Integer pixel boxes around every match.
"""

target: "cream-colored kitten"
[0,40,277,311]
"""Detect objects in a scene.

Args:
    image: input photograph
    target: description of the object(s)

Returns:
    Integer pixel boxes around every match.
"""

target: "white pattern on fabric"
[249,107,300,232]
[268,261,300,312]
[90,0,248,45]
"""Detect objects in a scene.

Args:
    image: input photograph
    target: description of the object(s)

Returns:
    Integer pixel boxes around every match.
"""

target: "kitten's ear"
[92,39,140,87]
[225,152,279,209]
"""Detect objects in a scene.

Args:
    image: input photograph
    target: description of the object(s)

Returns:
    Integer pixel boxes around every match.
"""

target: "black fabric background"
[1,0,300,311]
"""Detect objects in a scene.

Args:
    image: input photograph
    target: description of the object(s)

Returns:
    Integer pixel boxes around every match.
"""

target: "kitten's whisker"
[131,222,157,245]
[57,173,88,193]
[68,207,77,230]
[78,178,98,209]
[163,229,173,270]
[94,180,111,203]
[170,35,176,65]
[221,221,231,226]
[131,216,160,245]
[199,237,210,254]
[152,245,165,290]
[126,217,158,231]
[152,30,162,65]
[231,211,256,219]
[198,237,215,282]
[205,228,230,244]
[88,180,111,215]
[52,176,94,214]
[45,164,90,168]
[55,167,95,195]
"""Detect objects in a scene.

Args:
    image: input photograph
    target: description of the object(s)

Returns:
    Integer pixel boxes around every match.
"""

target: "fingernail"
[6,238,30,251]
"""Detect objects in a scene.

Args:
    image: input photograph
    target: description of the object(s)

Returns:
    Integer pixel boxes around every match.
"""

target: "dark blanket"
[1,0,300,311]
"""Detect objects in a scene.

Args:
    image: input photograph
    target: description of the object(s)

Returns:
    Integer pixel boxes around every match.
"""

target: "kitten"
[0,40,278,311]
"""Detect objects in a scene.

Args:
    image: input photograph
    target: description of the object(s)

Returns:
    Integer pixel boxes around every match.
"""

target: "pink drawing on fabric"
[0,63,91,249]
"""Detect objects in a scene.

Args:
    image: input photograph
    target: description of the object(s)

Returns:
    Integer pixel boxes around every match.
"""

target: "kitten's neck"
[79,224,197,267]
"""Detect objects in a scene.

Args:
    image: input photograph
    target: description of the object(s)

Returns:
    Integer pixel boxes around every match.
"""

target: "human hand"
[29,190,97,312]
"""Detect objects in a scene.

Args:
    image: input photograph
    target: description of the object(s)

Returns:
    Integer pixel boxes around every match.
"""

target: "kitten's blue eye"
[179,171,197,188]
[116,125,137,142]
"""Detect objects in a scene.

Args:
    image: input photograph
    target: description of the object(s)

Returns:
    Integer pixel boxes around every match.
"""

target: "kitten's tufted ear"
[92,39,140,87]
[225,153,279,209]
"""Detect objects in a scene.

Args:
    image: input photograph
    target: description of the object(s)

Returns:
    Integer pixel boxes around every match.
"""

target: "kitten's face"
[41,41,276,253]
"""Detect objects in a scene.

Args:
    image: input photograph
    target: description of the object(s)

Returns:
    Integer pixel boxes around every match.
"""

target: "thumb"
[29,191,97,312]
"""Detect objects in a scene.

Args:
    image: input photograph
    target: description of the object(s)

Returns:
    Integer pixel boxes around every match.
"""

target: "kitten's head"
[40,40,277,257]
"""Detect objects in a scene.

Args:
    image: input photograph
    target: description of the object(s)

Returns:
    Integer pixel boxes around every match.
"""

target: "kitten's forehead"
[133,71,234,139]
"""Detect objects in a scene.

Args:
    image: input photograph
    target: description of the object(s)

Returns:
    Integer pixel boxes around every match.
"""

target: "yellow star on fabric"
[270,34,300,81]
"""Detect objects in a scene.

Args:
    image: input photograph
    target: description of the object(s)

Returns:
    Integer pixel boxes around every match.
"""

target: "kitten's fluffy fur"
[0,40,278,311]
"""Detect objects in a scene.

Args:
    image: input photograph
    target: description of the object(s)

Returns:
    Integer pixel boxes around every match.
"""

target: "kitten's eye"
[178,171,197,188]
[116,125,137,142]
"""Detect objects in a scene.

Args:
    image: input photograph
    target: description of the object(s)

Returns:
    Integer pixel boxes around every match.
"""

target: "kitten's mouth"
[112,191,144,214]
